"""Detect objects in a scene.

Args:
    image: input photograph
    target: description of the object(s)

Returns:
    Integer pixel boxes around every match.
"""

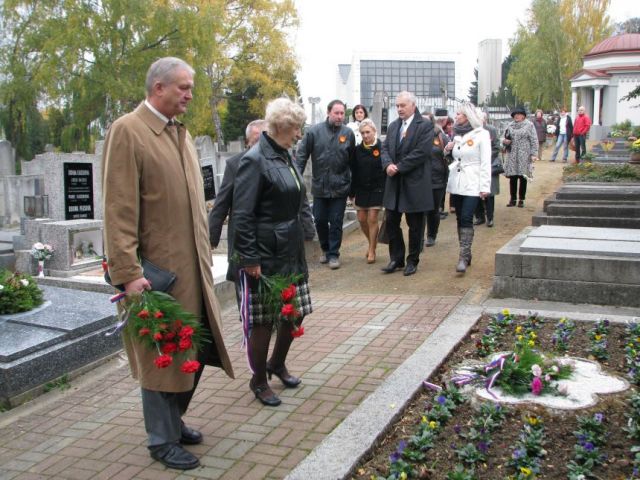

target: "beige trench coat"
[102,103,234,392]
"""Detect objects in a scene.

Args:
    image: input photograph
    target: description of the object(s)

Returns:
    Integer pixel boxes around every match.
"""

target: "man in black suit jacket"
[380,91,434,276]
[208,119,266,280]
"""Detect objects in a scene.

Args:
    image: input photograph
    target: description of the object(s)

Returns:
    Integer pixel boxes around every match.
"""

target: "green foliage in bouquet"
[0,270,44,314]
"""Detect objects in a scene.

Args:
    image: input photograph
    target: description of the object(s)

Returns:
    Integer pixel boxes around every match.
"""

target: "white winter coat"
[446,127,491,197]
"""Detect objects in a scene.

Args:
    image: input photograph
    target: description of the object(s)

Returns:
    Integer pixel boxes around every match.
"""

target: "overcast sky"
[291,0,638,114]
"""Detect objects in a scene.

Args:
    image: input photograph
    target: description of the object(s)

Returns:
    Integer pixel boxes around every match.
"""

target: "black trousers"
[509,176,527,201]
[475,196,495,221]
[386,209,426,266]
[426,188,445,239]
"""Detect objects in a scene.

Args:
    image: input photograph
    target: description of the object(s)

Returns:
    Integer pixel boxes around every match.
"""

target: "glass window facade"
[359,60,455,109]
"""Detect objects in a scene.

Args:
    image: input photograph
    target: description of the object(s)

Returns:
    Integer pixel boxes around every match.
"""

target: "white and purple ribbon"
[239,270,255,374]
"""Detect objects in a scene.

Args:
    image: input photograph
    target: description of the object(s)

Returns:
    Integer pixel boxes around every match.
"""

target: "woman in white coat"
[445,103,491,273]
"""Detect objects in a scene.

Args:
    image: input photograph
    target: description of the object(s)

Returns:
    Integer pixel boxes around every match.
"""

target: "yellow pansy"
[529,331,537,339]
[595,334,602,341]
[515,325,523,334]
[400,472,408,480]
[429,421,438,429]
[518,335,523,341]
[502,308,510,316]
[528,340,535,347]
[520,466,532,476]
[421,416,427,424]
[559,317,566,324]
[527,416,539,425]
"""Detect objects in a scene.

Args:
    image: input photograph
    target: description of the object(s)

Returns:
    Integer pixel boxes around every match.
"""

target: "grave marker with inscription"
[63,162,94,220]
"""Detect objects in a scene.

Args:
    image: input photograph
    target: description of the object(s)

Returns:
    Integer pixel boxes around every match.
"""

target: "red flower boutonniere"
[373,149,380,157]
[121,291,206,375]
[339,135,346,143]
[467,139,474,147]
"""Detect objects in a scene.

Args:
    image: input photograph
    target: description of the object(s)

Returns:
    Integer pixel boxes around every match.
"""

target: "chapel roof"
[586,33,640,57]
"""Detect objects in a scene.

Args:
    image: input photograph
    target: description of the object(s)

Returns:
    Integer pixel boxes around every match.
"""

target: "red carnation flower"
[139,327,151,336]
[137,309,150,319]
[180,360,201,374]
[179,337,193,351]
[153,332,163,342]
[161,342,178,354]
[281,303,296,318]
[154,354,173,368]
[281,284,296,303]
[178,326,194,338]
[154,311,164,319]
[174,320,183,329]
[291,325,305,338]
[164,332,176,341]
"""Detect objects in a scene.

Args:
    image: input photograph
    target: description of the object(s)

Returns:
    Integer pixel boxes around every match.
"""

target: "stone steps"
[493,226,640,307]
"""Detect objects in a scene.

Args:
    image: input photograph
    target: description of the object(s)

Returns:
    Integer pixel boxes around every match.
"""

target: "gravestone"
[63,162,94,219]
[0,140,15,176]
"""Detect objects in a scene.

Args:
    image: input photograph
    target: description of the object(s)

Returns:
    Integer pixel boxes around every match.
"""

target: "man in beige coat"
[102,57,234,470]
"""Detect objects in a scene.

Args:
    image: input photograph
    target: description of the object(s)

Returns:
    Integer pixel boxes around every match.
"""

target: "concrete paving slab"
[528,225,640,242]
[520,237,640,257]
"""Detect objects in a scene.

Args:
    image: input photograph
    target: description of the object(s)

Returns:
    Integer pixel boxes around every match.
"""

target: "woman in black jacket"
[232,98,311,407]
[424,113,449,247]
[350,118,385,263]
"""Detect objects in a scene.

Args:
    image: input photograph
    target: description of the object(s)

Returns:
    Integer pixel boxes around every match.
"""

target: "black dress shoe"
[473,218,485,226]
[425,236,436,247]
[403,264,417,276]
[267,364,301,388]
[250,381,281,406]
[381,260,405,273]
[180,423,203,445]
[487,219,494,227]
[517,200,524,208]
[150,443,200,470]
[507,200,516,207]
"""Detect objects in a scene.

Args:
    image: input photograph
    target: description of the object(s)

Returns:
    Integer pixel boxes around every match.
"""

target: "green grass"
[563,162,640,183]
[43,374,70,393]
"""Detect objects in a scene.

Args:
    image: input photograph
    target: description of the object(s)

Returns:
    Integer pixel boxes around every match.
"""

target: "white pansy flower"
[20,279,29,286]
[33,242,44,250]
[531,364,542,377]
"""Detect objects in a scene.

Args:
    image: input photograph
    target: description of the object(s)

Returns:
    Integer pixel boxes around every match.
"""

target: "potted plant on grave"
[630,138,640,165]
[0,270,44,315]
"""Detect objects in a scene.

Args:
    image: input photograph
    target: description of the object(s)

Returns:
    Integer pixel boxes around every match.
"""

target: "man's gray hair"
[245,119,268,139]
[396,91,417,105]
[145,57,195,95]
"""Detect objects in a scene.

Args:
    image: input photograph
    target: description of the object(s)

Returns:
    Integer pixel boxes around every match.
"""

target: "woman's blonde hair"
[358,118,377,132]
[265,98,306,135]
[457,102,483,129]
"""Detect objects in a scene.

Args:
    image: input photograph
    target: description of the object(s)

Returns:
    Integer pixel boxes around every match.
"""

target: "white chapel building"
[570,33,640,140]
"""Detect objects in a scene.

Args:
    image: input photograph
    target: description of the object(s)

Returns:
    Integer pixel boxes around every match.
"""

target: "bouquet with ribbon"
[30,242,54,261]
[110,290,207,374]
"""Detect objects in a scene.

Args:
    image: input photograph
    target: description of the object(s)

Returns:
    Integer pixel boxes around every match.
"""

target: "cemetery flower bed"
[563,162,640,182]
[351,312,640,480]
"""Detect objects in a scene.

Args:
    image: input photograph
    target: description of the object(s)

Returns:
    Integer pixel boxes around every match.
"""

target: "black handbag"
[104,257,177,293]
[377,210,390,244]
[491,156,505,175]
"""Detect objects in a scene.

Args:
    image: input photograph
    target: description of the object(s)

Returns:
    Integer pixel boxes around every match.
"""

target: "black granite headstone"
[202,165,216,200]
[64,163,94,220]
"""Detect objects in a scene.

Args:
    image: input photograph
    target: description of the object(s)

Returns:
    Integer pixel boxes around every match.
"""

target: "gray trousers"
[141,343,208,448]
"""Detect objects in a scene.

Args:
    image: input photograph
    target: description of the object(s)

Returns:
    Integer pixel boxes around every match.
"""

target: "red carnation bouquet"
[259,274,304,338]
[122,291,207,373]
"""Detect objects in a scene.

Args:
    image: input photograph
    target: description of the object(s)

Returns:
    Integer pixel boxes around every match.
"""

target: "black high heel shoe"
[267,364,301,388]
[249,379,281,406]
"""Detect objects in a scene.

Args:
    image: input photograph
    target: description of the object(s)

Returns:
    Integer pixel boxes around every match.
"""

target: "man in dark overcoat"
[380,91,434,276]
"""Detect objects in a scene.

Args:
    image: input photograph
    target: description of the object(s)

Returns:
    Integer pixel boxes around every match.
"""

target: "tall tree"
[615,17,640,34]
[468,67,479,105]
[507,0,612,110]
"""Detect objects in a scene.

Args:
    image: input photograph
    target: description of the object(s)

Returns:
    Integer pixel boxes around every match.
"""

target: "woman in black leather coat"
[232,98,311,406]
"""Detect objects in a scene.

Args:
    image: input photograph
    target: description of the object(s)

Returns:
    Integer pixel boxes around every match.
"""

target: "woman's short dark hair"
[351,104,369,121]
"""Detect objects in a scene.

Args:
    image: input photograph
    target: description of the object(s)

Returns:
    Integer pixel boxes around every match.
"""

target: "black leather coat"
[231,133,308,279]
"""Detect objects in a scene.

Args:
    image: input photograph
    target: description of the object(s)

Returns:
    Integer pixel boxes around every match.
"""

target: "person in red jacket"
[573,106,591,163]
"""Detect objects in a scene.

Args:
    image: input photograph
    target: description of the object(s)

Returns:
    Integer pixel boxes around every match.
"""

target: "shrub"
[0,270,44,314]
[563,163,640,182]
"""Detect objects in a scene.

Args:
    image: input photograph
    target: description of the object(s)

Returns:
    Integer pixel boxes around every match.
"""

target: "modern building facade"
[477,39,502,105]
[570,33,640,140]
[337,51,461,122]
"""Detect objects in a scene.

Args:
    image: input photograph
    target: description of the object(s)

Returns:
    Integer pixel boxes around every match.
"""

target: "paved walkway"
[0,294,460,479]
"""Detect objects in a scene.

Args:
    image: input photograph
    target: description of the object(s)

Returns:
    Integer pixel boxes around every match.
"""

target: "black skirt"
[355,190,384,208]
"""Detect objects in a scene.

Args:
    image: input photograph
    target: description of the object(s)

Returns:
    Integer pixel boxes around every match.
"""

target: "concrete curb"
[285,303,483,480]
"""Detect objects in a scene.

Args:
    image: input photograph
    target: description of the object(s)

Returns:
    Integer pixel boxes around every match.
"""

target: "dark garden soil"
[350,313,638,480]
